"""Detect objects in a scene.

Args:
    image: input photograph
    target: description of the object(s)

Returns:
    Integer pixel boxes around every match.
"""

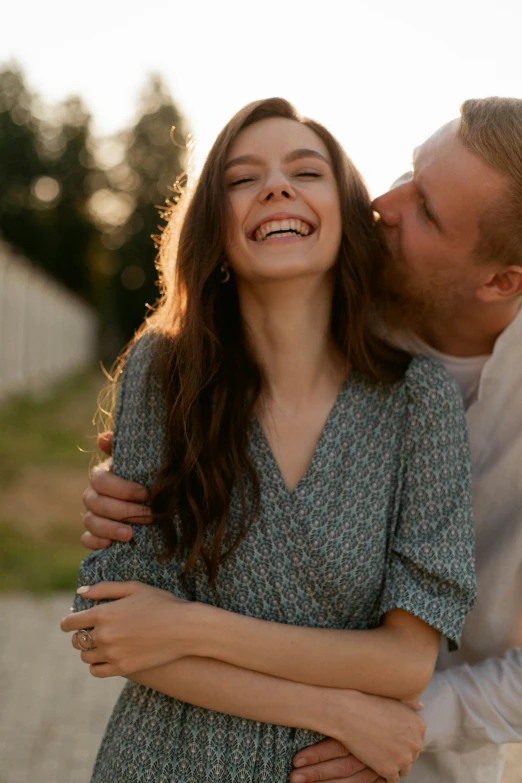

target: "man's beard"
[374,255,467,337]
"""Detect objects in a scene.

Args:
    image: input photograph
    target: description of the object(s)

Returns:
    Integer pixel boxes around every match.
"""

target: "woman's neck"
[237,275,347,415]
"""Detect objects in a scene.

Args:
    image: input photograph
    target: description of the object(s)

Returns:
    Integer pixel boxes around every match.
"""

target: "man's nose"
[259,172,296,202]
[372,175,412,227]
[372,188,402,227]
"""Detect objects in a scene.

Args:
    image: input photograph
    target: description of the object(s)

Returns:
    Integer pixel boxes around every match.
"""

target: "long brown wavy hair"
[113,98,409,585]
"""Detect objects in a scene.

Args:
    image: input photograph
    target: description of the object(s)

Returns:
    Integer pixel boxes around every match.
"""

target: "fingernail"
[117,527,132,541]
[293,757,307,768]
[76,586,90,595]
[418,701,424,709]
[292,775,305,783]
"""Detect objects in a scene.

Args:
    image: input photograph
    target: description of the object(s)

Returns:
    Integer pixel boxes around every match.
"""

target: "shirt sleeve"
[379,356,477,650]
[421,648,522,751]
[73,333,180,615]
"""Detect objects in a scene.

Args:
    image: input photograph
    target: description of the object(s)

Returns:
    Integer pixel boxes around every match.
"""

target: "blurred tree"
[0,64,101,301]
[0,65,188,354]
[99,74,187,343]
[0,66,46,260]
[39,96,99,299]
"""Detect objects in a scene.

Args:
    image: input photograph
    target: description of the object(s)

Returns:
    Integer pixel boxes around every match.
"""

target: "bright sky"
[2,0,521,197]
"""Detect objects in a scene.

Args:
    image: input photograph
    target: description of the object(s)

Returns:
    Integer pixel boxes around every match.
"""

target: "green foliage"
[0,65,100,301]
[0,368,104,592]
[0,521,84,592]
[0,64,189,355]
[0,369,101,485]
[101,75,188,343]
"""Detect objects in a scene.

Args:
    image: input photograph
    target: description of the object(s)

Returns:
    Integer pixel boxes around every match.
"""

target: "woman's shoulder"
[120,329,162,383]
[112,330,169,482]
[403,354,464,413]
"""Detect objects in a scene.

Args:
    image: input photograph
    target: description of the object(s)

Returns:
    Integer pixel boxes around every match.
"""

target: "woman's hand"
[82,432,152,550]
[315,691,425,783]
[60,582,194,677]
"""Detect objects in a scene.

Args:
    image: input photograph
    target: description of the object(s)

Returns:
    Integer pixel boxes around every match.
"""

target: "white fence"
[0,241,98,402]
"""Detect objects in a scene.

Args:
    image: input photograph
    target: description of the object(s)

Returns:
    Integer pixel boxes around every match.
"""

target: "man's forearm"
[130,656,346,739]
[422,648,522,752]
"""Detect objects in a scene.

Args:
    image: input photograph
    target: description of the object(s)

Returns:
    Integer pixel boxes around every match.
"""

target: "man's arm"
[81,433,152,550]
[420,649,522,751]
[287,652,522,782]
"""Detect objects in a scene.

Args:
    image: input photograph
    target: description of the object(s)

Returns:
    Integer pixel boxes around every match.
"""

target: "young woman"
[62,98,476,783]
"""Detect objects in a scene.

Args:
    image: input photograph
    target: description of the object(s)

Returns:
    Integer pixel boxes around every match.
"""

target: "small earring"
[219,264,230,284]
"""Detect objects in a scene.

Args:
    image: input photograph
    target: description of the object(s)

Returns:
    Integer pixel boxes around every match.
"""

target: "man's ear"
[476,266,522,302]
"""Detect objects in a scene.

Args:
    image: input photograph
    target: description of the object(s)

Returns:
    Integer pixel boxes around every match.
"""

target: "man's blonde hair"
[459,97,522,267]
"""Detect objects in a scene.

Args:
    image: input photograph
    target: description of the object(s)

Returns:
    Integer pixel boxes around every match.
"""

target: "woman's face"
[223,117,342,284]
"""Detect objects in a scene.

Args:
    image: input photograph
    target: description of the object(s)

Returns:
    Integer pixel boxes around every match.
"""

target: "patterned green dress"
[75,335,476,783]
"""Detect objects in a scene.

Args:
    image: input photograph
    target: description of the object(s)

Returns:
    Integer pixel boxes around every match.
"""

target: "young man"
[80,97,522,783]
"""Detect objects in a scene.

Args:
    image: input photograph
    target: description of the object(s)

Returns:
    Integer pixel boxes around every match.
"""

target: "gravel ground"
[0,594,520,783]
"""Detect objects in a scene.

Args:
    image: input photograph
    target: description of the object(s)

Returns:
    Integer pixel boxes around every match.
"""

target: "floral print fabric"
[75,336,476,782]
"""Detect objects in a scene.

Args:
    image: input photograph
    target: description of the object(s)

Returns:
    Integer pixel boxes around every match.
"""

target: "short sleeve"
[379,356,477,650]
[74,333,182,614]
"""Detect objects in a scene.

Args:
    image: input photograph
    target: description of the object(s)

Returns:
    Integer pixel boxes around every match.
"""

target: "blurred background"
[0,0,521,780]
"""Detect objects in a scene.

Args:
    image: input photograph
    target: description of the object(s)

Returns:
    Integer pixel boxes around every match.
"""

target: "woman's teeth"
[254,218,312,242]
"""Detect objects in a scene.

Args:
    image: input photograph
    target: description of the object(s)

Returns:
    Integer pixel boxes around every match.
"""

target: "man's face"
[372,121,508,331]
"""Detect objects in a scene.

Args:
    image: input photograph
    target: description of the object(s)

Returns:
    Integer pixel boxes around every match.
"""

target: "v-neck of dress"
[252,377,350,499]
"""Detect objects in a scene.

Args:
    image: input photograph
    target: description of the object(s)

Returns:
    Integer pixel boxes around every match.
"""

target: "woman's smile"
[249,213,316,243]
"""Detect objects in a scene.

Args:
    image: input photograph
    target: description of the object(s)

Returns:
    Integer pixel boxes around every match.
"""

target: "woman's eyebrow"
[225,154,264,171]
[225,148,330,171]
[283,148,330,165]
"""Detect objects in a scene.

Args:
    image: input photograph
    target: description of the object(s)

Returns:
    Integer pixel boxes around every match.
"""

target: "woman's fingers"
[88,663,115,678]
[61,581,138,633]
[80,649,107,665]
[61,608,96,633]
[76,581,139,602]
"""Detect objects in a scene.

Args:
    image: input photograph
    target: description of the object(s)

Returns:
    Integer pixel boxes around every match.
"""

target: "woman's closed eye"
[228,170,323,188]
[294,170,322,179]
[229,176,257,187]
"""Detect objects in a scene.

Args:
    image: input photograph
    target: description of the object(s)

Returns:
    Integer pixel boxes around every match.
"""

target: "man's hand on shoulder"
[81,431,152,551]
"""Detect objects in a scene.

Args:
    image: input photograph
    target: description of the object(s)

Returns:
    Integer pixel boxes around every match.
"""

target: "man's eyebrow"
[225,148,330,171]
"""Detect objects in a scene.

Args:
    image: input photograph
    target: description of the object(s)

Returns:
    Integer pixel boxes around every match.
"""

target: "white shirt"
[405,308,522,783]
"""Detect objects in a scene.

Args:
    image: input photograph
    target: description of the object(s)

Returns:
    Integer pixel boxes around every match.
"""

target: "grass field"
[0,368,107,592]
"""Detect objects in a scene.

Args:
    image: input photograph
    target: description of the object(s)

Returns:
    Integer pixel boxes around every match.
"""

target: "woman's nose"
[259,172,296,203]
